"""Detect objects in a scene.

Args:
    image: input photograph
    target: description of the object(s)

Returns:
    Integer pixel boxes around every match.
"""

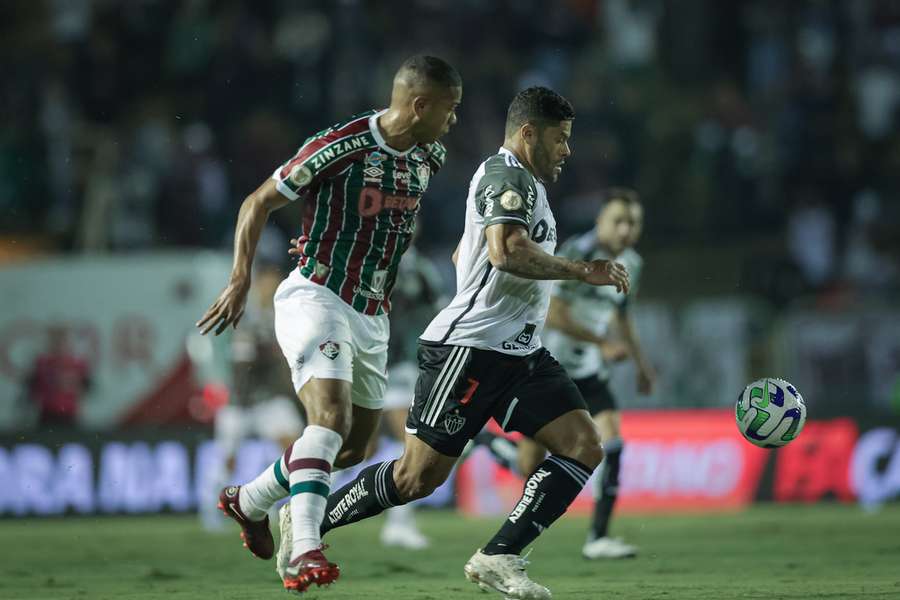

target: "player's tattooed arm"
[197,178,289,335]
[485,223,630,292]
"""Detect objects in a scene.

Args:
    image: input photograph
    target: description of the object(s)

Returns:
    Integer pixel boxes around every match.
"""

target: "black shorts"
[407,342,589,456]
[573,376,617,414]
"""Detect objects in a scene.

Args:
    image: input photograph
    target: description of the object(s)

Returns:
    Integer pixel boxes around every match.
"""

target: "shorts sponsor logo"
[509,468,550,523]
[500,190,523,211]
[444,412,466,435]
[327,480,368,524]
[319,341,340,360]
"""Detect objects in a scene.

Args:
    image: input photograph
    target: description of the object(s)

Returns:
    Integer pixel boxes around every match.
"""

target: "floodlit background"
[2,0,899,524]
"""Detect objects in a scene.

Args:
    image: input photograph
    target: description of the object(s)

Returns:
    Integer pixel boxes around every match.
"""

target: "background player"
[527,188,656,559]
[196,55,461,593]
[313,87,629,600]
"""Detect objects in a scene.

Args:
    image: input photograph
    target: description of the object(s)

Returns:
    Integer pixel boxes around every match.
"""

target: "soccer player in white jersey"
[523,188,656,559]
[313,87,629,600]
[196,55,461,593]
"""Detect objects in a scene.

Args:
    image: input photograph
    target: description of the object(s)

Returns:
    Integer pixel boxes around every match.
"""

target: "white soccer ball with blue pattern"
[735,378,807,448]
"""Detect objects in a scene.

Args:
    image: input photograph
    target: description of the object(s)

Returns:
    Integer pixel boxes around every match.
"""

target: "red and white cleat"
[217,486,274,560]
[282,546,341,593]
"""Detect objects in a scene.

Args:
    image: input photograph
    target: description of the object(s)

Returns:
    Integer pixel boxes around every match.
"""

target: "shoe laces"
[513,549,533,572]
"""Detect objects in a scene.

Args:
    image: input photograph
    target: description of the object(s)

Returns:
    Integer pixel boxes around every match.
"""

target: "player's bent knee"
[562,431,605,469]
[333,445,367,469]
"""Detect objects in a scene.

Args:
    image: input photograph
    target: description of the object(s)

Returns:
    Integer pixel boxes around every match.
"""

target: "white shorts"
[273,269,389,410]
[215,395,304,457]
[384,362,418,410]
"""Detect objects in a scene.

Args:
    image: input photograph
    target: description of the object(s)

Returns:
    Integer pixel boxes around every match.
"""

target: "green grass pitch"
[2,504,899,599]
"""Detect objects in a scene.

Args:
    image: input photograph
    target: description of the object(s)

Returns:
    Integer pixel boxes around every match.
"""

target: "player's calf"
[482,454,595,556]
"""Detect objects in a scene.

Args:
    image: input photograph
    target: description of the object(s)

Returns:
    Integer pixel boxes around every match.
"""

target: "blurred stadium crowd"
[3,0,898,302]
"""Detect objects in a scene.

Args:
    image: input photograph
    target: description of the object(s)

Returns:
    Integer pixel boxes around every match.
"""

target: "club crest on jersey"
[289,164,313,188]
[417,163,430,189]
[319,341,340,360]
[500,190,523,211]
[365,151,385,167]
[444,412,466,435]
[410,148,426,162]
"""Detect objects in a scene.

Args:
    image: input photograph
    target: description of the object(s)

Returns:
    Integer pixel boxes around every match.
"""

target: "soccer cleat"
[581,536,638,559]
[275,503,293,581]
[463,549,551,600]
[217,486,274,560]
[380,522,430,550]
[282,546,340,593]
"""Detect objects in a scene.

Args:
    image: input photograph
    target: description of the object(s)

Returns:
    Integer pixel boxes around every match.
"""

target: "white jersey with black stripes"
[420,148,558,356]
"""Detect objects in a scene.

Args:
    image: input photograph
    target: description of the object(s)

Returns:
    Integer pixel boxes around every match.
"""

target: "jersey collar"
[369,110,416,157]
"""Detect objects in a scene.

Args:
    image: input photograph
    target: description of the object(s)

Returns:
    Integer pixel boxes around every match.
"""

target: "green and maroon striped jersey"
[271,109,447,316]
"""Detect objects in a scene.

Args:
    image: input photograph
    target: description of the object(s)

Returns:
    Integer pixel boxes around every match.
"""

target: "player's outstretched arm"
[485,223,629,292]
[197,179,289,335]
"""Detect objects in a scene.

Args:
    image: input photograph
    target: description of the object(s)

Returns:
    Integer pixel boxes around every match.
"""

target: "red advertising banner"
[458,409,771,515]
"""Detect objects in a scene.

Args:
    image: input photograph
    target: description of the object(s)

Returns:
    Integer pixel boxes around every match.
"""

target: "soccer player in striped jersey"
[196,55,461,593]
[316,87,630,600]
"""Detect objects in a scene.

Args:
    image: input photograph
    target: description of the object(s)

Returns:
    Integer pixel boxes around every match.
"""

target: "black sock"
[320,460,404,536]
[590,439,622,539]
[482,454,594,555]
[473,430,521,474]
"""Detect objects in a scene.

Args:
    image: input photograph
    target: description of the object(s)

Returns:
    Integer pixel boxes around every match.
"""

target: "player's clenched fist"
[580,259,630,293]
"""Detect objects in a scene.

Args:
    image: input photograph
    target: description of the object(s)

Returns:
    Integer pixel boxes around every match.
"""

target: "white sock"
[288,425,343,558]
[239,453,291,521]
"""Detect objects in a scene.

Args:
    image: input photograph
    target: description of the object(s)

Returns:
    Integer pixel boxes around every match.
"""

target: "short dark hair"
[397,55,462,89]
[602,187,641,207]
[505,86,575,138]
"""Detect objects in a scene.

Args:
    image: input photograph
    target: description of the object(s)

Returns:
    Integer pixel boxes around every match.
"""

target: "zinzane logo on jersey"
[309,135,369,170]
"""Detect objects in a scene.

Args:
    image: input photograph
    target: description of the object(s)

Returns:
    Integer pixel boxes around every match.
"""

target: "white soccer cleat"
[275,502,293,581]
[581,536,638,559]
[380,522,430,550]
[463,549,551,600]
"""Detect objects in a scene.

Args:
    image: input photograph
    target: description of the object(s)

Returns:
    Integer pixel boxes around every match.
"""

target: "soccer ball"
[735,378,807,448]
